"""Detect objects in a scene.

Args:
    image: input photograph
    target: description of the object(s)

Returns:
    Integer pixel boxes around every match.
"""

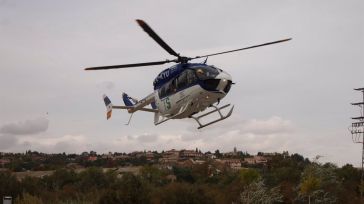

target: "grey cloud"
[0,134,17,150]
[16,134,88,154]
[127,133,159,143]
[0,117,49,135]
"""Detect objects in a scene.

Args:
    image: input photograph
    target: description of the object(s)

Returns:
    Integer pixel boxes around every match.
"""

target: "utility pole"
[350,87,364,201]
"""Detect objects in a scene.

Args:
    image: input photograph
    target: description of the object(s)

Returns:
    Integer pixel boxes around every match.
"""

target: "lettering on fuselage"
[160,71,170,79]
[162,97,171,110]
[153,65,181,89]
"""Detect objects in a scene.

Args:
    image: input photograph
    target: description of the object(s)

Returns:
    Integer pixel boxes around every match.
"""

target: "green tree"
[173,166,195,183]
[0,171,21,200]
[118,173,150,204]
[336,164,360,203]
[42,169,78,191]
[77,167,109,191]
[240,180,283,204]
[238,168,261,185]
[21,176,42,195]
[298,163,339,203]
[140,165,166,186]
[214,150,222,158]
[300,175,321,203]
[155,182,214,204]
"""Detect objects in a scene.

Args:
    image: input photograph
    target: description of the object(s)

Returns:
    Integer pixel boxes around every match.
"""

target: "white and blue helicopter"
[85,19,291,129]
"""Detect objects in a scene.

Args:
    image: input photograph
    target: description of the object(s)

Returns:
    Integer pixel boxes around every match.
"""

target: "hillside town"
[0,147,284,179]
[0,148,361,203]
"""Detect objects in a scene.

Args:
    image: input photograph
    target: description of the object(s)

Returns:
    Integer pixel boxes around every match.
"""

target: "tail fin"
[122,93,137,107]
[103,94,113,120]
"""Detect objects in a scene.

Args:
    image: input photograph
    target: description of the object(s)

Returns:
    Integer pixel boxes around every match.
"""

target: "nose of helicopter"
[215,70,233,94]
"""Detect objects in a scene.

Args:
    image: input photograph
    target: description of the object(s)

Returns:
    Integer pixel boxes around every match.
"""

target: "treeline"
[0,154,362,203]
[2,152,153,172]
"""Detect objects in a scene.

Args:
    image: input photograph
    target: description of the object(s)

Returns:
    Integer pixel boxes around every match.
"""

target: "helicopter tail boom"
[103,93,157,120]
[122,92,156,114]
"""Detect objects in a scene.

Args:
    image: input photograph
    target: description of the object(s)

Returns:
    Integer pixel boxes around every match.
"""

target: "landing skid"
[154,104,234,129]
[190,104,234,129]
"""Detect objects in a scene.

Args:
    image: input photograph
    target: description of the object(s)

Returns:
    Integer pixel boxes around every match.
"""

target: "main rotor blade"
[136,19,179,57]
[84,60,174,70]
[191,38,292,59]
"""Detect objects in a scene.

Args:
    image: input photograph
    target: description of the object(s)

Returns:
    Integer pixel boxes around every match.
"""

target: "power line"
[350,87,364,201]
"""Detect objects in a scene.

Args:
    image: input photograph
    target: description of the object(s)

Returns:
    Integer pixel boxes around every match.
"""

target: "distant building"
[223,147,241,157]
[177,159,206,168]
[101,152,114,159]
[217,159,242,170]
[159,149,179,164]
[260,152,279,156]
[130,151,145,158]
[0,159,10,166]
[81,152,89,157]
[145,151,155,161]
[87,156,97,161]
[114,155,130,160]
[205,153,216,159]
[180,149,203,160]
[244,156,268,164]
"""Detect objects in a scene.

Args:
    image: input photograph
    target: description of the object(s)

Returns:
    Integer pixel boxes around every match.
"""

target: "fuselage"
[153,63,232,118]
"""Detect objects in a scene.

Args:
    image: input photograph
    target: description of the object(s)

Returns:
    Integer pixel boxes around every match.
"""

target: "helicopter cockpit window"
[159,80,176,98]
[159,69,200,98]
[176,71,187,89]
[167,81,176,95]
[159,85,167,98]
[195,66,219,80]
[186,69,197,85]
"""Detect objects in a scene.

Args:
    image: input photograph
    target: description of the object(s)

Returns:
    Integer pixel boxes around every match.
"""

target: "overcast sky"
[1,0,363,166]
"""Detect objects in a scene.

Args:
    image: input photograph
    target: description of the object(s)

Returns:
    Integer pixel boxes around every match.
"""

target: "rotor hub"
[178,56,190,64]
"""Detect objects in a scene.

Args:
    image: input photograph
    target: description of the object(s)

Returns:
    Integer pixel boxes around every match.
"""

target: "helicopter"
[85,19,291,129]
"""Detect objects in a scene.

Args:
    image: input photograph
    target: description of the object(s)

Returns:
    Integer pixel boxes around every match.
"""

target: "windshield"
[195,66,219,80]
